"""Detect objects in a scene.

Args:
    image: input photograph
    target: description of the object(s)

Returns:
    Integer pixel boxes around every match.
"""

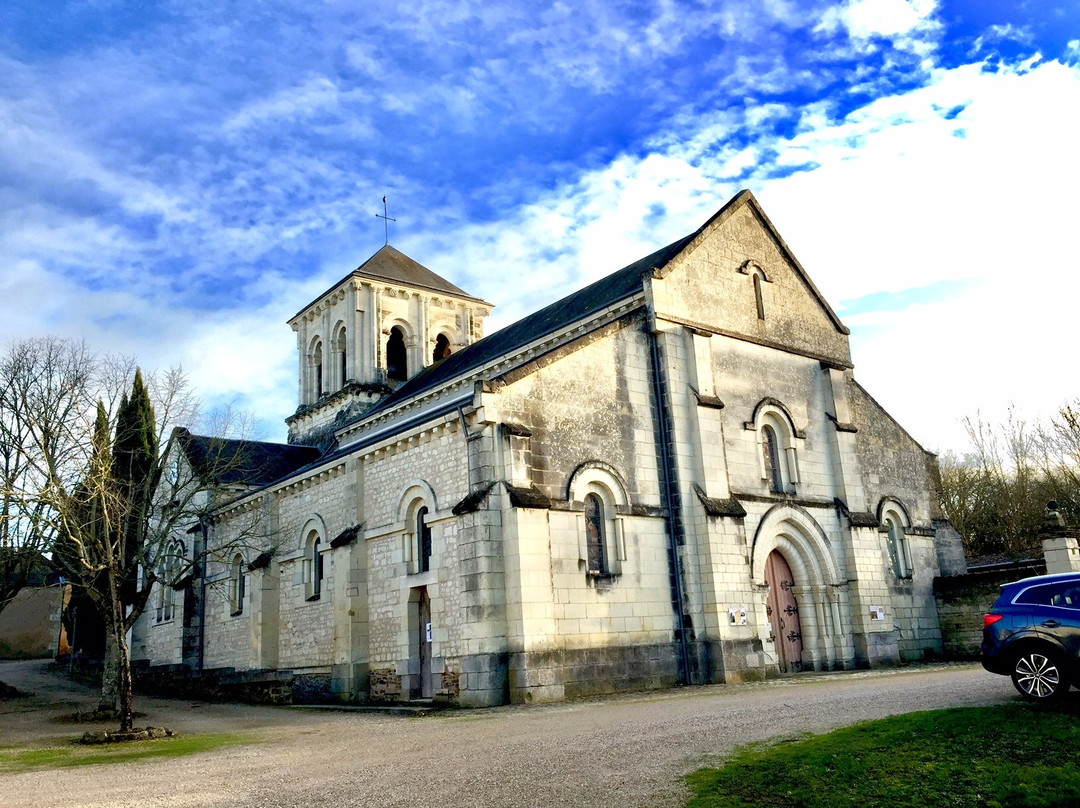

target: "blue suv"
[982,572,1080,700]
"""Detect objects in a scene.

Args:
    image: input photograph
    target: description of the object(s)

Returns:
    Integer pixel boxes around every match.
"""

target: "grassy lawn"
[686,703,1080,808]
[0,733,251,773]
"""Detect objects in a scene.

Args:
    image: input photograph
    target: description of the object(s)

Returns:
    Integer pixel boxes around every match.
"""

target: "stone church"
[131,190,966,706]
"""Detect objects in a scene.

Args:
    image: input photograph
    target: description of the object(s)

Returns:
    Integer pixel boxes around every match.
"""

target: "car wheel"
[1011,649,1070,700]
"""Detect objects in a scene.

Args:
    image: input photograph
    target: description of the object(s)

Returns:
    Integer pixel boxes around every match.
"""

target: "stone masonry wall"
[935,560,1046,658]
[649,201,851,367]
[361,421,471,694]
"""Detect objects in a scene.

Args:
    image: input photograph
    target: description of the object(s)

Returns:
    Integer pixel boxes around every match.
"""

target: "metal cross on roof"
[375,195,396,245]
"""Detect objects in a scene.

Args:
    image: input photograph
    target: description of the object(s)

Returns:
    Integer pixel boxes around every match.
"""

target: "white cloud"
[818,0,939,41]
[2,0,1075,458]
[420,55,1080,454]
[223,77,346,133]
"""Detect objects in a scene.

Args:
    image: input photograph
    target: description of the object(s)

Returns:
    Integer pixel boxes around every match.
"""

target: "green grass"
[686,703,1080,808]
[0,733,252,773]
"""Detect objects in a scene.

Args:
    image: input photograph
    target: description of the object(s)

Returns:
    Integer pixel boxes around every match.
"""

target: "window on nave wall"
[882,509,913,580]
[584,493,607,575]
[416,506,431,573]
[231,553,246,616]
[306,530,324,601]
[761,424,783,493]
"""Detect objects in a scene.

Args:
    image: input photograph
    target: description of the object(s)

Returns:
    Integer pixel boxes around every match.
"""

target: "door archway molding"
[750,504,849,671]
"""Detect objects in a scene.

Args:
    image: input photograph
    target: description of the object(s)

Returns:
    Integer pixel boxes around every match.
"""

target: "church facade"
[131,190,966,706]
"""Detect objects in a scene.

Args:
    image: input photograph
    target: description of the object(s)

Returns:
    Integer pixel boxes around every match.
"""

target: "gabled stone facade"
[132,190,965,706]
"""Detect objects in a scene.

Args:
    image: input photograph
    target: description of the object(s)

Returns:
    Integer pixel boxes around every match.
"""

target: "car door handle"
[1041,619,1062,628]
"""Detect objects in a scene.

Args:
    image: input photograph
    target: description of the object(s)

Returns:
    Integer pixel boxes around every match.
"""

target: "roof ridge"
[352,229,697,425]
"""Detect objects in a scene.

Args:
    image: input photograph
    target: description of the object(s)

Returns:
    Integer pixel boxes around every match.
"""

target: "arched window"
[753,273,765,320]
[584,493,607,574]
[312,339,324,398]
[738,260,770,321]
[387,326,407,381]
[416,506,432,573]
[884,515,913,579]
[433,334,452,362]
[754,401,801,494]
[569,463,627,578]
[230,553,246,616]
[336,326,348,389]
[306,530,324,601]
[155,544,182,623]
[761,424,783,493]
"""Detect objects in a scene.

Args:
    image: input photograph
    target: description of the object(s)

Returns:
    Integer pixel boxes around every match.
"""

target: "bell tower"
[286,245,492,448]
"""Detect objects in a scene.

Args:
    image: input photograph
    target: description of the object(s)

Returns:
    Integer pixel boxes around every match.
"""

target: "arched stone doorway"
[752,504,853,673]
[765,550,804,672]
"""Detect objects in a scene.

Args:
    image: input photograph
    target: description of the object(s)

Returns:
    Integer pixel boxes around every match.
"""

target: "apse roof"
[176,429,322,487]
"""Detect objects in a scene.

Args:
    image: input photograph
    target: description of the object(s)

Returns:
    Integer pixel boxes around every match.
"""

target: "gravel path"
[0,660,1018,808]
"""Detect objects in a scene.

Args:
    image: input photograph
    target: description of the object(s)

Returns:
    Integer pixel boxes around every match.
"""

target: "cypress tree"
[112,369,158,605]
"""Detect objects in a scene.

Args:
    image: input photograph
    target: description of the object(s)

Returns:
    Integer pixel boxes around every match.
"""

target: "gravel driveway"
[0,660,1017,808]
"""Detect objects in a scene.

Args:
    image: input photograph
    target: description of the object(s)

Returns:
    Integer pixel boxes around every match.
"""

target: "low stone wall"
[369,668,402,702]
[934,560,1045,659]
[133,663,297,705]
[0,586,65,659]
[508,643,681,703]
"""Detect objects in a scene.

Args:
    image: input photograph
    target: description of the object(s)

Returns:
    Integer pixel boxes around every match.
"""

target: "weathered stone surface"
[130,190,962,708]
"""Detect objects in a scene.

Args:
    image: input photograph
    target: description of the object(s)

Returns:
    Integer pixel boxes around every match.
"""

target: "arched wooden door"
[765,550,804,672]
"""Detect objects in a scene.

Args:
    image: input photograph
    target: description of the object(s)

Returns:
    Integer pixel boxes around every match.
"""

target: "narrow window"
[761,425,783,493]
[585,494,607,574]
[337,328,348,388]
[416,507,432,573]
[231,553,245,616]
[387,327,407,381]
[433,334,452,362]
[306,530,324,601]
[157,551,178,622]
[885,518,912,579]
[155,571,167,622]
[313,340,324,397]
[753,273,765,320]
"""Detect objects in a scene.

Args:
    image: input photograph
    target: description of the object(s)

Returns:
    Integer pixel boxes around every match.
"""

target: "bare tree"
[0,338,98,617]
[1039,402,1080,518]
[1,337,272,731]
[939,405,1080,562]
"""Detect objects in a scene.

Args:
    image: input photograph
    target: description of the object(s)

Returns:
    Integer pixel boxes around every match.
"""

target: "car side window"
[1055,587,1080,609]
[1016,582,1080,608]
[1016,584,1058,606]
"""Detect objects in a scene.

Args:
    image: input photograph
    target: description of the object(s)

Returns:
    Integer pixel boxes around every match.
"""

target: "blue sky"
[1,0,1078,452]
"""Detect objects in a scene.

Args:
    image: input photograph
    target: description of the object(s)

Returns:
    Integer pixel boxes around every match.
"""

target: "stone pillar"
[1040,502,1080,573]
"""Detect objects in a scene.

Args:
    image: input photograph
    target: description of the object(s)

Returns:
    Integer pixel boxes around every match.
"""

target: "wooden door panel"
[765,551,804,673]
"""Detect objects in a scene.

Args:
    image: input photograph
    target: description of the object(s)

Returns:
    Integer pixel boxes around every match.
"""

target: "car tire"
[1011,648,1070,700]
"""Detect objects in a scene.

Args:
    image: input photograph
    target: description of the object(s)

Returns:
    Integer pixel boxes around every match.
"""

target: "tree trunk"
[116,619,134,732]
[98,631,119,715]
[107,577,135,732]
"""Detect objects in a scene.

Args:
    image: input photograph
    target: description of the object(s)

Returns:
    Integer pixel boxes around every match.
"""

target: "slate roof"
[290,244,487,322]
[176,429,322,487]
[360,231,697,421]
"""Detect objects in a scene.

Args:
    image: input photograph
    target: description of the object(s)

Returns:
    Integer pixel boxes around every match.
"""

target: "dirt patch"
[54,708,147,724]
[79,726,175,744]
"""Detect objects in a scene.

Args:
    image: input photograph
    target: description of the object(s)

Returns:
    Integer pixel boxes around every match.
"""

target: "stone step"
[291,701,441,716]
